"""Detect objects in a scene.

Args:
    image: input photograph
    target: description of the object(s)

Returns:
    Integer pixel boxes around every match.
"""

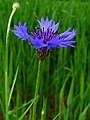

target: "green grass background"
[0,0,90,119]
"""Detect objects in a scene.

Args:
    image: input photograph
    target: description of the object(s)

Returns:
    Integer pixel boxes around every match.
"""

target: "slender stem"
[5,8,16,120]
[32,60,42,120]
[8,66,19,107]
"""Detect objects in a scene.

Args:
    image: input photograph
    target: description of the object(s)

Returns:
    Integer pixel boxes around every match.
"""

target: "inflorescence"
[12,17,76,60]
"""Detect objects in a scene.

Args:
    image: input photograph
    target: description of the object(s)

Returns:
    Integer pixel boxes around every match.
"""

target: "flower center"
[32,27,55,43]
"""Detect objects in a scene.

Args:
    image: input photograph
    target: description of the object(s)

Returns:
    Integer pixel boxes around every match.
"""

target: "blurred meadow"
[0,0,90,120]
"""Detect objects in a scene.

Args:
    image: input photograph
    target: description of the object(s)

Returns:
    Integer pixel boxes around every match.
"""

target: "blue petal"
[64,30,76,41]
[38,17,59,32]
[58,41,76,47]
[47,36,76,48]
[29,36,47,49]
[51,22,59,33]
[12,22,30,40]
[47,37,60,48]
[59,28,76,40]
[38,17,52,31]
[59,28,71,38]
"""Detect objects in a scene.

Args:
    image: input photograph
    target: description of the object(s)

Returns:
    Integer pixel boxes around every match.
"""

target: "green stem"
[32,60,42,120]
[5,8,17,120]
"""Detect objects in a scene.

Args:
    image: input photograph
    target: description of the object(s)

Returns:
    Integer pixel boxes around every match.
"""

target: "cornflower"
[12,17,76,60]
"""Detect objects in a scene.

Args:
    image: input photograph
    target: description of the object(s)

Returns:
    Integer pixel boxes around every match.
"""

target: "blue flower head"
[12,17,76,60]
